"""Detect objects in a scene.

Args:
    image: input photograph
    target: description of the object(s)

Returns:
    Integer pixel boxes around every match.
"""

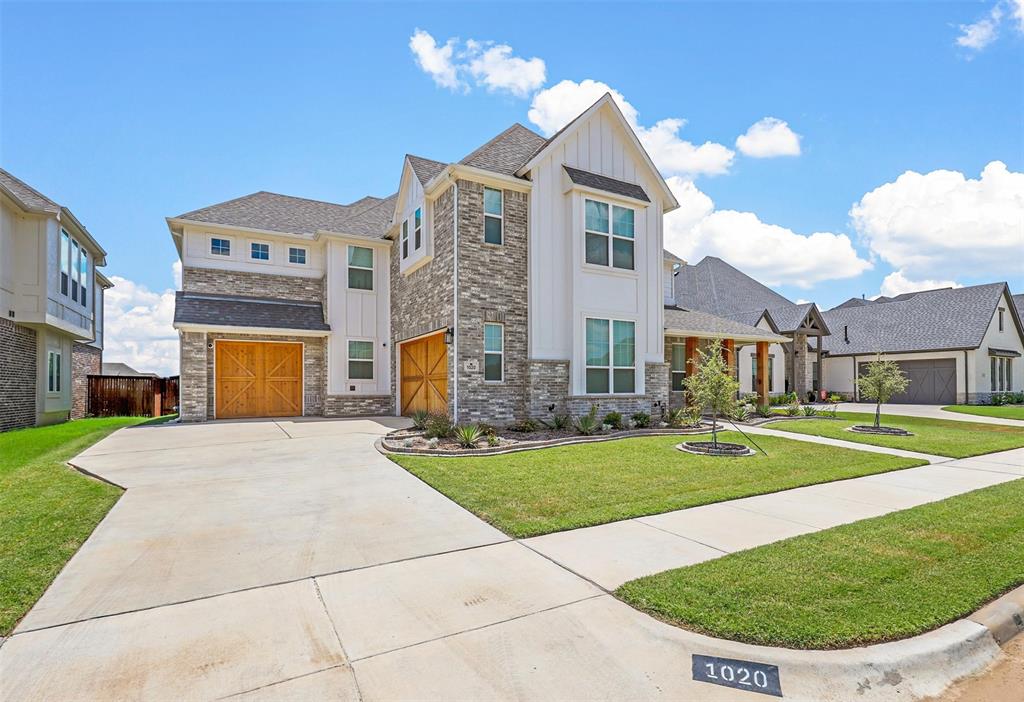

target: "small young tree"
[857,354,911,428]
[683,338,740,447]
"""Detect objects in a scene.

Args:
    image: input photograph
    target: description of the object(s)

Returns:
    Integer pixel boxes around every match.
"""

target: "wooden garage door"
[216,341,303,418]
[400,332,448,416]
[858,358,956,405]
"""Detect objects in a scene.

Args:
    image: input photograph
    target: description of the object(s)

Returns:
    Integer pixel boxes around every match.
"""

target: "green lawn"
[617,477,1024,649]
[390,432,925,538]
[768,412,1024,458]
[942,404,1024,421]
[0,417,152,635]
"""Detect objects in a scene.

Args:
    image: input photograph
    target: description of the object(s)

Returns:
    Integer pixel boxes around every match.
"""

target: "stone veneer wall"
[525,360,570,418]
[565,363,670,419]
[179,331,207,421]
[71,343,102,419]
[324,395,394,416]
[389,186,456,412]
[453,181,529,424]
[1,317,37,432]
[182,266,324,303]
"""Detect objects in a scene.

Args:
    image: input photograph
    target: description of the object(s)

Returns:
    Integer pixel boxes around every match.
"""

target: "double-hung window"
[671,344,686,391]
[754,355,776,392]
[288,247,306,265]
[484,323,503,382]
[484,188,502,244]
[211,237,231,256]
[401,220,409,259]
[71,241,80,301]
[250,242,270,261]
[47,351,61,393]
[585,318,635,394]
[80,250,89,307]
[414,208,422,250]
[993,357,1014,392]
[584,199,634,270]
[348,340,374,380]
[60,230,70,295]
[348,246,373,290]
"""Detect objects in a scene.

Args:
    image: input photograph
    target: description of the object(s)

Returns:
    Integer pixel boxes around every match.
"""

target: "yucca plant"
[573,413,600,436]
[546,413,570,430]
[453,424,484,448]
[802,405,818,417]
[410,409,429,430]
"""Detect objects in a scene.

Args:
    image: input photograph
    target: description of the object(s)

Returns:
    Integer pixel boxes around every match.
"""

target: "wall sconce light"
[444,327,454,345]
[548,404,555,412]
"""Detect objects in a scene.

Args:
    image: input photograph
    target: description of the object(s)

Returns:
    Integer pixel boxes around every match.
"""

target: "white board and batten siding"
[527,103,666,395]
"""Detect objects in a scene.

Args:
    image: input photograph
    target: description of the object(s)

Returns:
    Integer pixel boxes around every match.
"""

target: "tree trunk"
[874,401,881,428]
[712,409,718,447]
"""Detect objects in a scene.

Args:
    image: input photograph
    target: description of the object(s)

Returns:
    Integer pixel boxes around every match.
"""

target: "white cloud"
[527,79,735,177]
[409,29,463,91]
[102,263,179,376]
[735,117,802,158]
[879,270,962,298]
[664,176,872,288]
[466,41,546,97]
[850,161,1024,281]
[409,30,545,97]
[955,0,1024,51]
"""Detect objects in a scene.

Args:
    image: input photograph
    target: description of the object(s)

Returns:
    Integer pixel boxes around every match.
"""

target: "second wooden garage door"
[216,341,303,418]
[400,332,448,416]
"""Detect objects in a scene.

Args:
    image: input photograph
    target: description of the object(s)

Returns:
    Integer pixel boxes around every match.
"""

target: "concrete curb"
[967,584,1024,645]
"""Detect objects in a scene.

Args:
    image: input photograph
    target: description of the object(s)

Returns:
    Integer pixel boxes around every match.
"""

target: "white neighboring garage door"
[858,358,957,405]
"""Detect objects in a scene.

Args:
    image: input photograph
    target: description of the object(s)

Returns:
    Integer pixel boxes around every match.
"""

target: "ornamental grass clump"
[453,424,484,448]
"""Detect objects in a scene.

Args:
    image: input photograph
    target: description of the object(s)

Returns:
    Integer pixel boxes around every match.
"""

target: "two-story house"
[170,94,786,423]
[0,169,112,431]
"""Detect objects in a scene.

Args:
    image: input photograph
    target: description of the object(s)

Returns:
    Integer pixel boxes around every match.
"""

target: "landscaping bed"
[767,412,1024,458]
[389,432,926,538]
[0,417,154,635]
[617,477,1024,649]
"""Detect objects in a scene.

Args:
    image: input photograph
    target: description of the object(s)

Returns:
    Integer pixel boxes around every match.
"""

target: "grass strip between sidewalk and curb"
[941,404,1024,421]
[767,411,1024,458]
[0,417,164,635]
[616,477,1024,649]
[390,431,926,538]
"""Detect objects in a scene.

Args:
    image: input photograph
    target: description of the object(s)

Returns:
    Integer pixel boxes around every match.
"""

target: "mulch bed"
[677,441,755,457]
[848,425,914,436]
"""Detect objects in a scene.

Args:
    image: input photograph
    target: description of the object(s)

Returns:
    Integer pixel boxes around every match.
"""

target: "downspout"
[452,179,459,422]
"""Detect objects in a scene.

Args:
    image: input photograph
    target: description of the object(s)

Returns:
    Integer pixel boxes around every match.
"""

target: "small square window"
[250,242,270,260]
[211,238,231,256]
[288,247,307,265]
[348,340,374,380]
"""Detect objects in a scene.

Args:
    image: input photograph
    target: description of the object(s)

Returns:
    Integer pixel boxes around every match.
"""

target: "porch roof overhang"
[664,306,789,344]
[173,291,331,335]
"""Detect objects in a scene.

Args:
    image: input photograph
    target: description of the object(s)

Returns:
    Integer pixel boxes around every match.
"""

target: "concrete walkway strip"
[741,423,948,463]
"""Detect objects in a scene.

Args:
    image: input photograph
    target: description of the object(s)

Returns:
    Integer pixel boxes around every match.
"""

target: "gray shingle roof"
[173,190,395,239]
[673,256,817,333]
[821,283,1009,356]
[0,168,60,213]
[1013,293,1024,321]
[665,306,787,341]
[174,291,330,332]
[563,166,650,203]
[460,123,546,176]
[407,155,449,186]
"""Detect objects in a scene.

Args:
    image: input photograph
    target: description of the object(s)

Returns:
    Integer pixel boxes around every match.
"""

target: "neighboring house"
[169,94,786,423]
[0,168,111,431]
[101,362,159,377]
[673,256,830,399]
[822,284,1024,404]
[1013,293,1024,323]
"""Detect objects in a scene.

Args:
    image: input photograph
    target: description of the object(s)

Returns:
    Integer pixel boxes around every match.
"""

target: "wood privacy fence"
[87,375,179,418]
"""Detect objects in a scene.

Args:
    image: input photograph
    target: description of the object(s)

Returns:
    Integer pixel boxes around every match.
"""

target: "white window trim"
[210,235,232,257]
[483,187,503,245]
[484,322,504,383]
[249,240,272,263]
[584,317,636,395]
[347,339,375,381]
[583,197,635,273]
[287,246,308,266]
[347,245,374,292]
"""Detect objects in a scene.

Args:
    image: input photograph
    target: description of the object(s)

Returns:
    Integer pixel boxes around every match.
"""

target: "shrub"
[757,403,773,418]
[427,437,439,449]
[477,423,498,438]
[802,405,818,416]
[785,400,801,416]
[573,405,600,435]
[603,411,623,430]
[508,417,540,433]
[668,406,703,428]
[828,393,843,403]
[486,434,500,447]
[631,411,651,428]
[410,409,429,430]
[991,393,1006,406]
[424,413,454,439]
[730,405,752,422]
[545,413,571,430]
[453,424,484,448]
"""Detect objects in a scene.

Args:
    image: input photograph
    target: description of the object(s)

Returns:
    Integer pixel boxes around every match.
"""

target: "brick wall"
[182,266,325,304]
[525,360,570,419]
[71,342,101,419]
[324,395,393,417]
[566,363,670,419]
[0,317,37,432]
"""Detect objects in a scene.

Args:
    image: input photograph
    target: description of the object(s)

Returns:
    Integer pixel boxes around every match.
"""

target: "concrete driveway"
[837,402,1024,426]
[1,417,1019,701]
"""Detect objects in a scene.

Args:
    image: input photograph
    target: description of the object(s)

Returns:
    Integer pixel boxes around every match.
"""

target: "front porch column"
[816,336,823,394]
[722,338,736,377]
[792,331,809,399]
[756,341,769,405]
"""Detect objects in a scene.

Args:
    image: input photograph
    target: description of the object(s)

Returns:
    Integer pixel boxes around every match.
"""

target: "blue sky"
[3,1,1022,372]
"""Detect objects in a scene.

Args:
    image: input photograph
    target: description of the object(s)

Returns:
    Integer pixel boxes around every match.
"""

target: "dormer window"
[584,198,634,270]
[414,207,422,250]
[484,188,503,244]
[401,220,409,259]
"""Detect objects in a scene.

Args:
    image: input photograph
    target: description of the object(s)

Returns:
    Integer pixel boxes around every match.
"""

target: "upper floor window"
[47,351,62,393]
[484,323,503,382]
[414,207,423,250]
[585,318,635,394]
[80,249,89,308]
[401,220,409,259]
[348,246,373,290]
[250,242,270,261]
[484,188,503,245]
[211,238,231,256]
[71,241,80,302]
[288,247,307,265]
[60,230,70,295]
[348,340,374,380]
[584,199,634,270]
[998,307,1005,332]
